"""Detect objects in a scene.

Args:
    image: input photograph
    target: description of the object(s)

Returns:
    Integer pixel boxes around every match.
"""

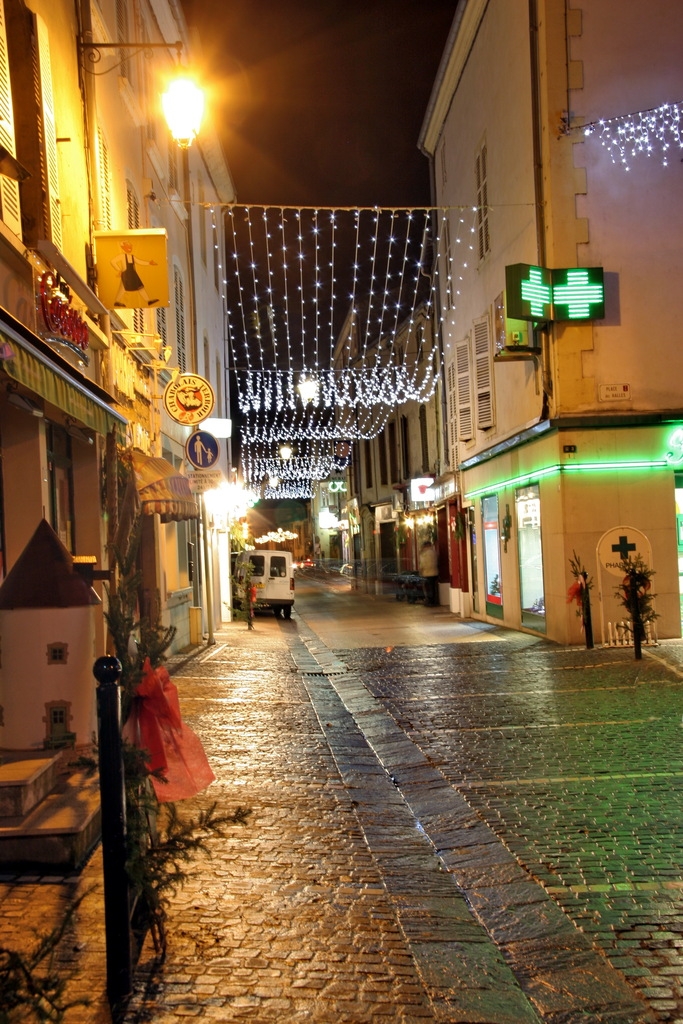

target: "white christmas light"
[582,100,683,169]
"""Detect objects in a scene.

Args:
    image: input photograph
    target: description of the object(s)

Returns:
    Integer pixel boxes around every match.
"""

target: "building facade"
[0,0,234,687]
[420,0,683,643]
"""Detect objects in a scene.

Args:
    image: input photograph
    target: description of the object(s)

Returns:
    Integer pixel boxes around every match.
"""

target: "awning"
[132,452,198,522]
[0,312,127,440]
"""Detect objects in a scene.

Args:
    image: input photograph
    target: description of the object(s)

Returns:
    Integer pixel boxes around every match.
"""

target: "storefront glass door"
[482,494,503,619]
[515,484,546,632]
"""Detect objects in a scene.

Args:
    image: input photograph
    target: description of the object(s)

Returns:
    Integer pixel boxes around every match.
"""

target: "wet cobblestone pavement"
[1,584,682,1022]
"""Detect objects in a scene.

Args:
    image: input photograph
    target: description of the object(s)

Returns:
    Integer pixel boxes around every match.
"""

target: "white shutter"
[455,338,473,441]
[473,314,494,429]
[0,0,21,237]
[35,15,61,250]
[96,126,111,229]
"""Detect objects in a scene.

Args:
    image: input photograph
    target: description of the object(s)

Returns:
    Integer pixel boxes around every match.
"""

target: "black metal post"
[581,572,594,650]
[628,578,643,660]
[93,656,132,1007]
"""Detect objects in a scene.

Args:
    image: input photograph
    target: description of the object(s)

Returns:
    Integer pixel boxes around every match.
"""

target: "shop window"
[388,421,398,483]
[674,474,683,630]
[163,518,190,593]
[482,494,503,619]
[515,484,546,631]
[46,422,74,552]
[378,430,388,486]
[364,440,373,488]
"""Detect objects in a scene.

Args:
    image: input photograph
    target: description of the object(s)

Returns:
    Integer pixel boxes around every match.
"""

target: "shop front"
[460,421,682,644]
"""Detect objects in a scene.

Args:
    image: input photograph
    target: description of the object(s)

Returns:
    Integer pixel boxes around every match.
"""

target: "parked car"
[234,550,295,618]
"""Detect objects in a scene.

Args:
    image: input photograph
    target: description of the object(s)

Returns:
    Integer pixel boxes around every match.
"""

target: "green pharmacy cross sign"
[552,268,605,320]
[506,264,605,322]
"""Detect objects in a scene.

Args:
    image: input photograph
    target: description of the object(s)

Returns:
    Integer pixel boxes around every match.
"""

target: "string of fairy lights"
[220,204,478,495]
[579,99,683,169]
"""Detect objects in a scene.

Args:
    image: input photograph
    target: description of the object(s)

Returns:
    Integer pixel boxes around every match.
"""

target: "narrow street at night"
[3,575,683,1023]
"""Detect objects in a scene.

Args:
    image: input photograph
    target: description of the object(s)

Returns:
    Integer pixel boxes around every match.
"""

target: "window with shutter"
[455,339,473,441]
[155,306,167,346]
[475,143,490,261]
[96,126,112,229]
[35,15,61,250]
[116,0,131,82]
[0,0,21,236]
[419,405,429,473]
[473,314,494,429]
[445,359,457,464]
[126,182,144,333]
[173,266,187,372]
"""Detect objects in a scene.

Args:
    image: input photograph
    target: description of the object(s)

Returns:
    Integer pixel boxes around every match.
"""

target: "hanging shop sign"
[93,229,169,311]
[38,270,90,361]
[506,264,605,322]
[164,373,215,425]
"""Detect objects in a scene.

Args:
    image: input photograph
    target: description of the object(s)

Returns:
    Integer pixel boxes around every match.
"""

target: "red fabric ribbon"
[123,657,215,802]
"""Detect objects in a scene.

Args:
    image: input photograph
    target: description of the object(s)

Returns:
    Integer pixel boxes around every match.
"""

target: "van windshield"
[270,556,287,578]
[248,555,265,577]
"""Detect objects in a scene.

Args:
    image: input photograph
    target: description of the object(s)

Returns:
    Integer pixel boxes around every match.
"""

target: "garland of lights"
[225,206,475,447]
[580,100,683,169]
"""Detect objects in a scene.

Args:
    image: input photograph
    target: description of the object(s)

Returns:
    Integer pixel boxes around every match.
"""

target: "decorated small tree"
[567,551,594,649]
[615,555,657,659]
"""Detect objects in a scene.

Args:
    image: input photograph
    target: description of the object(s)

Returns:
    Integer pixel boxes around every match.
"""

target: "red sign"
[39,271,89,352]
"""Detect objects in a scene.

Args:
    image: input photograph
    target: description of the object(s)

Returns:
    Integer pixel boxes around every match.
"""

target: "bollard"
[93,656,132,1008]
[580,571,594,649]
[628,578,643,660]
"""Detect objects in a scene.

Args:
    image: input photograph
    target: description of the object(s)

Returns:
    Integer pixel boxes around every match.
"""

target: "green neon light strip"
[464,460,668,499]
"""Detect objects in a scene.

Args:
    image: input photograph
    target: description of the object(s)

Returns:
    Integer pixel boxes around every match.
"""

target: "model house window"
[475,142,490,260]
[473,314,494,429]
[0,0,20,237]
[174,266,187,372]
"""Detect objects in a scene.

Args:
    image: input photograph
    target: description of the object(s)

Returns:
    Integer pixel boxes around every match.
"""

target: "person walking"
[419,540,439,606]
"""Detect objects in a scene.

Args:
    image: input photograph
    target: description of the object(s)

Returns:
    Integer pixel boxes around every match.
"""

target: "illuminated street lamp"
[297,377,319,404]
[79,38,205,148]
[161,74,204,148]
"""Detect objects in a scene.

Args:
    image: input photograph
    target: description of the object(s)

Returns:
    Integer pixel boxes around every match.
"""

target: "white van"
[235,550,295,619]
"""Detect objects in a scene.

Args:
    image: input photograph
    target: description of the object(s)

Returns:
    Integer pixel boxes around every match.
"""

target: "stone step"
[0,769,101,871]
[0,755,59,818]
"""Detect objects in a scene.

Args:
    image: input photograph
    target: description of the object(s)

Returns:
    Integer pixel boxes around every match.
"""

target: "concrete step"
[0,755,59,818]
[0,769,101,871]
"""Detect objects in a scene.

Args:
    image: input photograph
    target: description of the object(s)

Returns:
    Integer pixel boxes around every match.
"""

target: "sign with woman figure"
[94,229,169,310]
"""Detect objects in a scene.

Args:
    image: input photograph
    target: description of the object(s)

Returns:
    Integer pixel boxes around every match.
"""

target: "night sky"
[183,0,457,208]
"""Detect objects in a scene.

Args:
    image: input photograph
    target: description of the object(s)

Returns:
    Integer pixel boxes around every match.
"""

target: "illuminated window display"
[482,494,503,618]
[515,484,546,631]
